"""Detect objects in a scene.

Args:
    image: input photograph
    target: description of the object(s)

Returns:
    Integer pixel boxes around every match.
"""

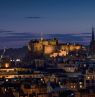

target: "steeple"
[90,27,95,55]
[92,27,94,41]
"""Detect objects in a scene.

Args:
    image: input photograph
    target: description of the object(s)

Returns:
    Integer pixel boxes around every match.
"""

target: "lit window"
[87,76,90,80]
[79,82,82,84]
[74,85,76,88]
[80,85,83,88]
[71,85,73,88]
[5,63,9,68]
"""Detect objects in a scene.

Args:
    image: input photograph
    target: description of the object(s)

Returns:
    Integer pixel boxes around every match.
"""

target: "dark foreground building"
[90,27,95,55]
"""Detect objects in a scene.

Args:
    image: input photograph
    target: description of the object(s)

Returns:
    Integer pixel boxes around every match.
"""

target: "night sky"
[0,0,95,48]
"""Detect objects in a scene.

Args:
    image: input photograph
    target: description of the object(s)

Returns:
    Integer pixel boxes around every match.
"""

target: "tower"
[92,27,94,42]
[90,27,95,55]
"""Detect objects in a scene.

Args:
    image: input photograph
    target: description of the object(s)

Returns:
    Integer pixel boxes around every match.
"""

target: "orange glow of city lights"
[5,63,10,68]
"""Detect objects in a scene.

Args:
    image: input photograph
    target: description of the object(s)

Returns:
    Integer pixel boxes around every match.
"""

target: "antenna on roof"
[0,47,6,59]
[40,32,43,41]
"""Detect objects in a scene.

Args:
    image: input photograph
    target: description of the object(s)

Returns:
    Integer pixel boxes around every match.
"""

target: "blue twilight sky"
[0,0,95,48]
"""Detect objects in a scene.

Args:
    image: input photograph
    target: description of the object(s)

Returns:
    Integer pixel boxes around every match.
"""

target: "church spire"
[92,27,94,41]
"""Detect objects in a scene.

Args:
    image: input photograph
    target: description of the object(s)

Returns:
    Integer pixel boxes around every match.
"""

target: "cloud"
[25,16,41,19]
[0,32,41,42]
[45,33,91,45]
[0,33,91,49]
[80,32,91,35]
[0,29,13,33]
[46,33,83,41]
[0,33,90,43]
[7,32,32,36]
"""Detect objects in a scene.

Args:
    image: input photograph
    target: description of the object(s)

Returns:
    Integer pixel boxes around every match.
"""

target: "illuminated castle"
[28,38,58,55]
[28,38,82,57]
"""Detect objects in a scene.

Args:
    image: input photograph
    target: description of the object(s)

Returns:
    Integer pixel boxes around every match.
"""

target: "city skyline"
[0,0,95,48]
